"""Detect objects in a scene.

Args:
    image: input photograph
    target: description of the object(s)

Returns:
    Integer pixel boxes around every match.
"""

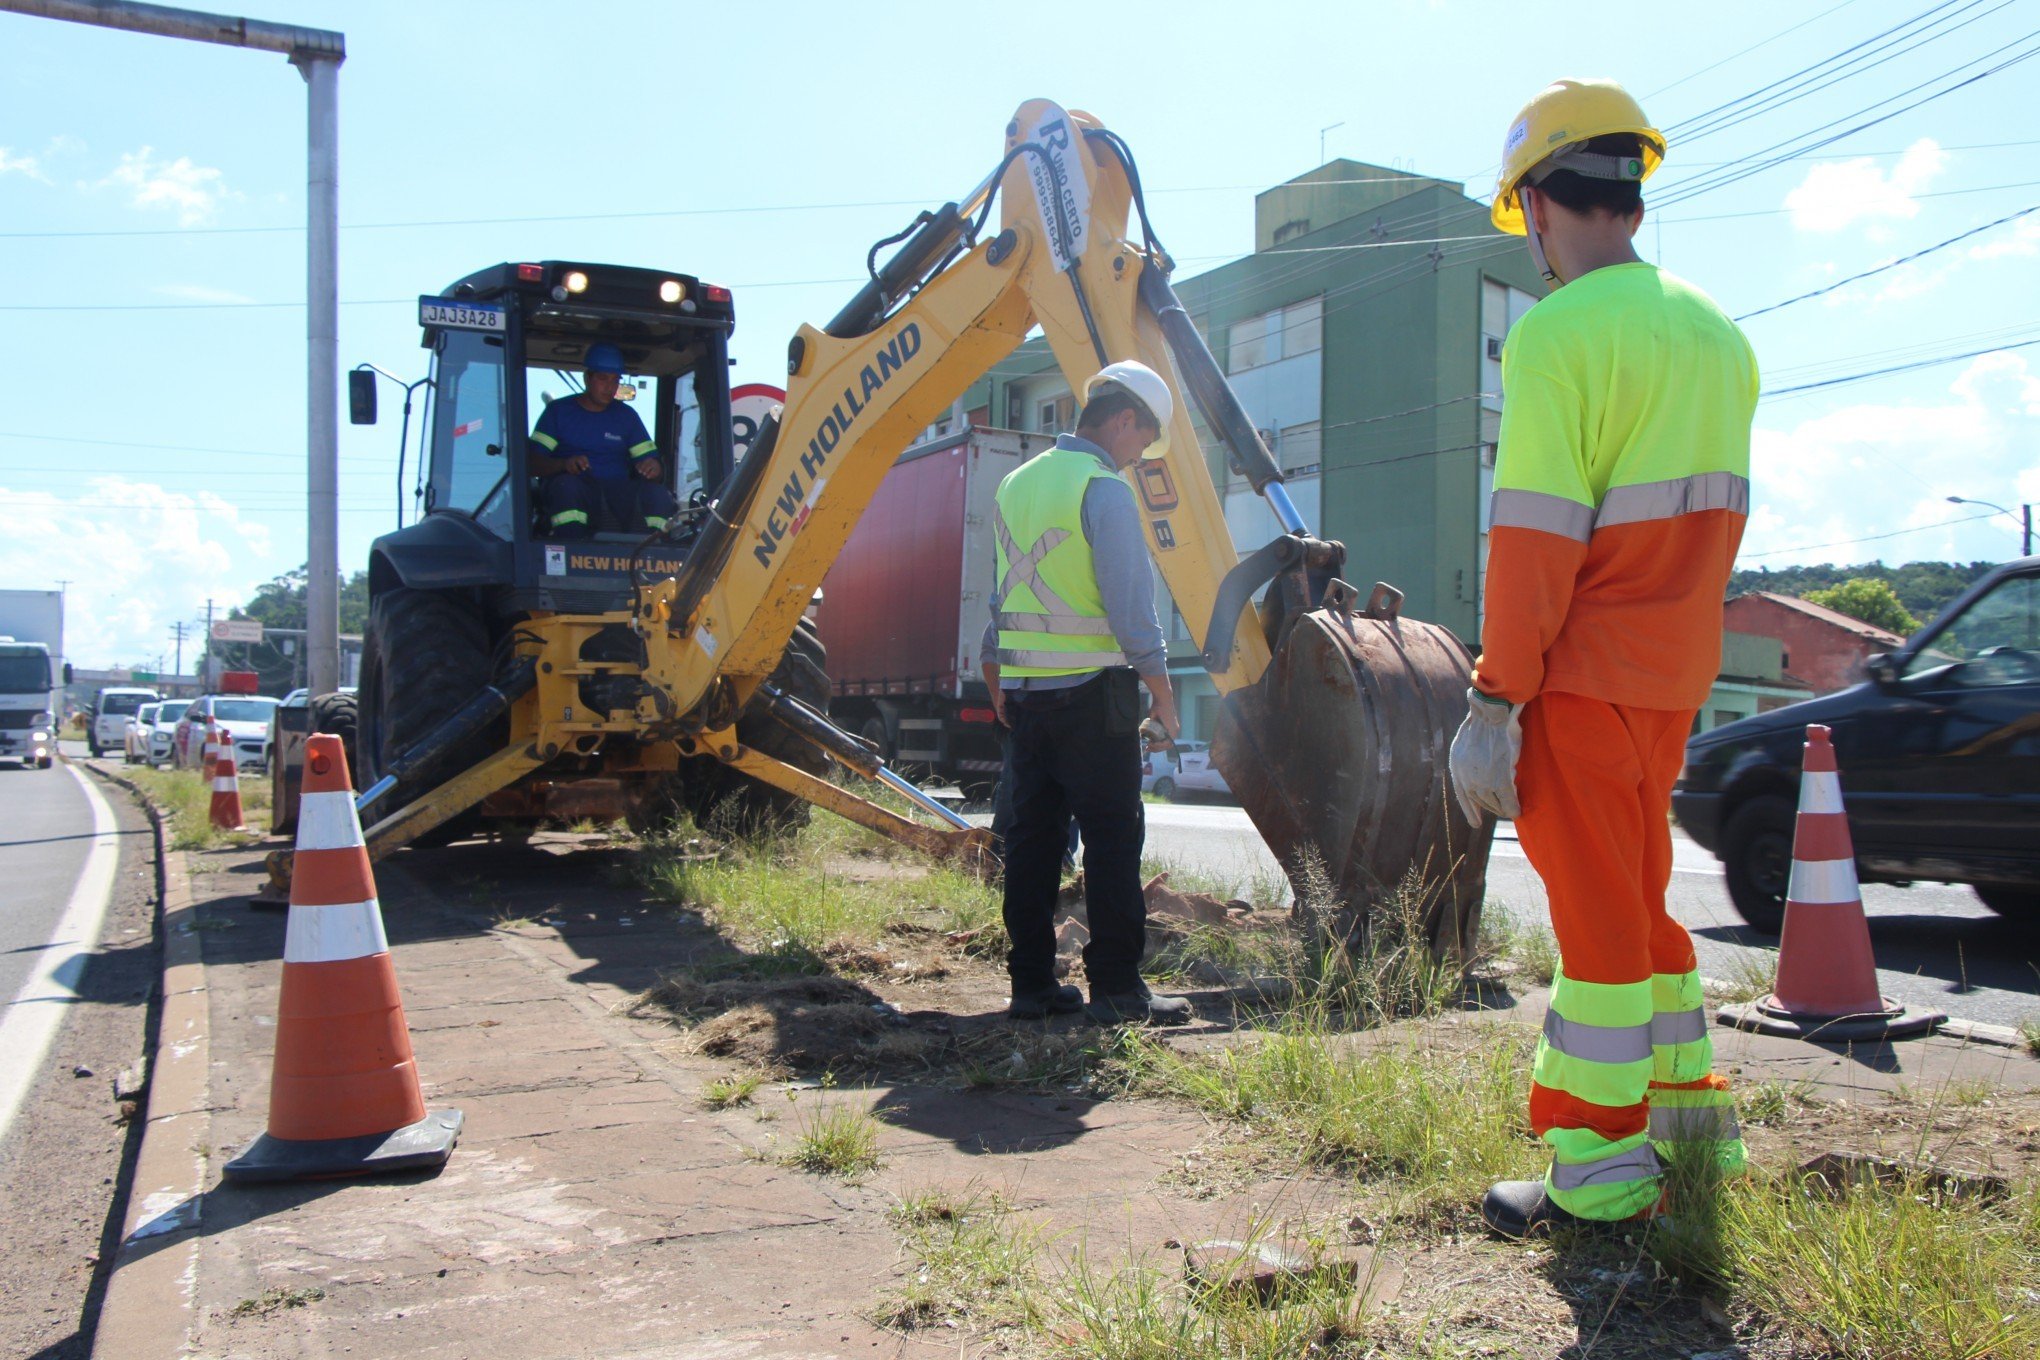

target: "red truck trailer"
[816,426,1054,798]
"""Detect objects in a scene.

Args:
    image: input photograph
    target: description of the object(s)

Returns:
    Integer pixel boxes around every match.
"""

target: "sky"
[2,0,2037,667]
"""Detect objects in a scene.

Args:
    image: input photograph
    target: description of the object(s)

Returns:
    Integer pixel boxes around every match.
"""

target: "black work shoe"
[1086,984,1192,1026]
[1481,1179,1666,1240]
[1008,983,1084,1019]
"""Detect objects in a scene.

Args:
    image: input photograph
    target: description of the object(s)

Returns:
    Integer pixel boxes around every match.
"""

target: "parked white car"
[173,694,280,772]
[1141,739,1232,802]
[123,701,165,764]
[149,700,190,765]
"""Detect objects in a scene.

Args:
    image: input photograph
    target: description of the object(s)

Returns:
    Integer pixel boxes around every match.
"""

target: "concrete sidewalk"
[95,824,2040,1360]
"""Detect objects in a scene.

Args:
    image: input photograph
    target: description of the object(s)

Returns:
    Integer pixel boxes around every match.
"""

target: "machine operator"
[529,342,678,539]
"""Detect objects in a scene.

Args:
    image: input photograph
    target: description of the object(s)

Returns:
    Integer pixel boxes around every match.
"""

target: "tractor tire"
[631,618,834,838]
[308,690,359,787]
[359,588,494,831]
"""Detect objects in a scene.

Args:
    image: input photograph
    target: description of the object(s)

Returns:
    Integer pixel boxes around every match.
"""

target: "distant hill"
[1729,561,1997,624]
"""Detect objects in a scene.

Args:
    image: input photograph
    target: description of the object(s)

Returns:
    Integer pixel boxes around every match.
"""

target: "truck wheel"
[637,619,833,838]
[1721,793,1794,934]
[1973,884,2040,918]
[359,588,493,824]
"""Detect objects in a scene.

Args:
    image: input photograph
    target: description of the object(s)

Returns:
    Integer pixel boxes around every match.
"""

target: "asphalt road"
[1111,801,2039,1031]
[0,749,126,1142]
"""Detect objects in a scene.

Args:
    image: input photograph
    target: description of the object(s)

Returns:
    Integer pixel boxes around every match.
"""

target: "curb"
[78,762,210,1360]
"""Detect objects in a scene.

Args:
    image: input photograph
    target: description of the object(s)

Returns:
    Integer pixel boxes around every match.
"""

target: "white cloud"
[1967,212,2040,262]
[0,146,50,183]
[92,146,237,225]
[1783,138,1945,233]
[150,282,257,305]
[0,477,275,667]
[1743,352,2039,568]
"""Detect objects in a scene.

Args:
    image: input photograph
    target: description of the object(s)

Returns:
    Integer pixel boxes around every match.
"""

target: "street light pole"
[0,0,346,696]
[1947,495,2035,557]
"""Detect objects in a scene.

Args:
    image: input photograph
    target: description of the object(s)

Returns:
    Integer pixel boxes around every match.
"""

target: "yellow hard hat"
[1492,79,1666,235]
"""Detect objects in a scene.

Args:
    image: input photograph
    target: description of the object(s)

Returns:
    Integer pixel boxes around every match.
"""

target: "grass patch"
[229,1285,325,1318]
[781,1101,884,1177]
[878,1186,1038,1332]
[1736,1077,1813,1128]
[129,766,265,850]
[1474,902,1559,987]
[1117,1021,1538,1222]
[1709,949,1779,1004]
[2019,1016,2040,1058]
[699,1071,761,1110]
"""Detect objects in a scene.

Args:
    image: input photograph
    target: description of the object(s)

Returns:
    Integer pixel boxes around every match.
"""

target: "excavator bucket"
[1212,589,1493,960]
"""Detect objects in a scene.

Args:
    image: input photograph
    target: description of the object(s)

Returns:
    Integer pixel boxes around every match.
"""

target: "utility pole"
[169,620,186,677]
[1,0,347,697]
[203,598,214,690]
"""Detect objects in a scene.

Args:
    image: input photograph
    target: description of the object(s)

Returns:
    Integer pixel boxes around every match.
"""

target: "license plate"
[418,297,506,332]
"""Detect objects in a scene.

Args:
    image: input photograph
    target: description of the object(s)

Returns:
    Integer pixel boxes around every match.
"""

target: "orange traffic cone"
[1720,725,1944,1042]
[200,716,220,772]
[223,734,462,1182]
[209,752,246,831]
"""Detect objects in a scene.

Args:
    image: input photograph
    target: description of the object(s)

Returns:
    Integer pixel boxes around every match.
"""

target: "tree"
[215,565,372,693]
[1730,560,1994,623]
[1802,578,1920,636]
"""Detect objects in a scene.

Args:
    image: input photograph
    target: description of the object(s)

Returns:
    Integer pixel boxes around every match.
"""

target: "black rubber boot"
[1086,984,1192,1026]
[1008,983,1084,1019]
[1482,1179,1664,1240]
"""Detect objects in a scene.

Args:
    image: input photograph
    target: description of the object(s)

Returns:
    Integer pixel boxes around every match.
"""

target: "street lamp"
[1946,496,2034,557]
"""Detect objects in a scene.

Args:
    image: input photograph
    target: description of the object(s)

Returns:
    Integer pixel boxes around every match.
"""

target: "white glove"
[1449,687,1522,827]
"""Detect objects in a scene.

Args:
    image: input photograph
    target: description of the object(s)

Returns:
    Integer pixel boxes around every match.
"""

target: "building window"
[1278,420,1321,477]
[1226,295,1323,374]
[1480,279,1537,411]
[1035,392,1074,434]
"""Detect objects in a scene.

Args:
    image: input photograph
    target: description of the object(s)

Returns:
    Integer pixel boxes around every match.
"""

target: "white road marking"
[0,765,123,1144]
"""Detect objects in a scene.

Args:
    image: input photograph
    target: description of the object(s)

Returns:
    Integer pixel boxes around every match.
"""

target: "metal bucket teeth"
[1212,605,1493,959]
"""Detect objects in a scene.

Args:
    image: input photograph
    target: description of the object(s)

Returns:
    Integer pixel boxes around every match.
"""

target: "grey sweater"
[979,435,1168,690]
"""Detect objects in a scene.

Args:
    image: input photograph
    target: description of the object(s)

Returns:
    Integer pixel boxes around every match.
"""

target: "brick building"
[1720,592,1907,695]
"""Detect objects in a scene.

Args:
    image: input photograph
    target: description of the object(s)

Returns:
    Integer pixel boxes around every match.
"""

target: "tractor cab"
[353,260,741,613]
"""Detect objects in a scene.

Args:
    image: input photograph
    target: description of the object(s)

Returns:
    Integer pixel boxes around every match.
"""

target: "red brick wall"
[1722,596,1891,694]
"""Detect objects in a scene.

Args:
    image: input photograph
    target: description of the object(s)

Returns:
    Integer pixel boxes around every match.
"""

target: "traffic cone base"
[222,735,461,1185]
[223,1110,464,1183]
[1719,724,1944,1043]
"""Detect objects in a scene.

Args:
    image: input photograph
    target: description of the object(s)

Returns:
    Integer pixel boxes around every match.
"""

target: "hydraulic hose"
[355,655,538,816]
[1137,266,1289,497]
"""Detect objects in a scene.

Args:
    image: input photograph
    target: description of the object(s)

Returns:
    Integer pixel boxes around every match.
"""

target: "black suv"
[1674,557,2040,931]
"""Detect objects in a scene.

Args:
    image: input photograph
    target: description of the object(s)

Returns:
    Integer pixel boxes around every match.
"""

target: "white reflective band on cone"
[213,777,234,792]
[284,900,390,964]
[1796,770,1843,814]
[1787,857,1860,905]
[296,789,366,852]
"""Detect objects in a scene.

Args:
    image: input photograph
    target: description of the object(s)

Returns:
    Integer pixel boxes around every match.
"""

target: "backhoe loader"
[284,99,1494,956]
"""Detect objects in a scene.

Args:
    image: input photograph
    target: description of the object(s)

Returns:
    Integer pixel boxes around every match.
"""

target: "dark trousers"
[1001,669,1147,994]
[541,472,678,539]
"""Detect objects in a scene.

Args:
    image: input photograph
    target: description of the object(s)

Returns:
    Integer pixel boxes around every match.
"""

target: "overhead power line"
[1740,509,2003,558]
[1735,202,2040,320]
[1760,336,2040,398]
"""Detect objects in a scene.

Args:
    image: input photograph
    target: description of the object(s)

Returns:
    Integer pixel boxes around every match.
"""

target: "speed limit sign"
[730,383,785,462]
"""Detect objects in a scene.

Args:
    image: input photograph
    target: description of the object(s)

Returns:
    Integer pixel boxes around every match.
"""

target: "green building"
[965,160,1547,739]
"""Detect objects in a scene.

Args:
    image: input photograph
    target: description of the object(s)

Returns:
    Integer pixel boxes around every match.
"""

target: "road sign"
[730,383,785,464]
[212,619,264,644]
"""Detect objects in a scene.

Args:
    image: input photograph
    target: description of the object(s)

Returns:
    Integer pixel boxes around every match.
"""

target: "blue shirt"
[530,397,655,482]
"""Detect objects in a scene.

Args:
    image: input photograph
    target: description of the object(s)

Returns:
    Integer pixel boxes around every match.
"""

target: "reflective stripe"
[1651,970,1704,1013]
[1549,1140,1661,1192]
[212,776,234,792]
[1543,1010,1653,1065]
[296,789,364,853]
[550,509,590,527]
[998,647,1125,669]
[644,516,668,529]
[997,612,1118,636]
[529,430,559,451]
[629,440,657,457]
[1797,769,1844,815]
[1649,1103,1742,1143]
[997,513,1080,618]
[1787,857,1859,905]
[284,899,389,964]
[1551,970,1654,1027]
[1490,488,1595,542]
[1596,472,1749,529]
[1650,1007,1708,1047]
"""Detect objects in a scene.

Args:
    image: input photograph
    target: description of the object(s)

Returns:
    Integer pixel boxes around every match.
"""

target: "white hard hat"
[1084,359,1173,459]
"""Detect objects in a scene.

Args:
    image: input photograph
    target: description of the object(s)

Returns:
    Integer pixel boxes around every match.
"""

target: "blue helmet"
[585,343,625,375]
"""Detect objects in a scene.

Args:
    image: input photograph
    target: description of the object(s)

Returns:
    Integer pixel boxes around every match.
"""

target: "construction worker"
[1453,79,1754,1238]
[980,360,1189,1025]
[529,343,677,539]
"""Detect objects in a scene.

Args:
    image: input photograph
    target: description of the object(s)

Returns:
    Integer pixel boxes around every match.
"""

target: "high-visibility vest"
[993,445,1128,678]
